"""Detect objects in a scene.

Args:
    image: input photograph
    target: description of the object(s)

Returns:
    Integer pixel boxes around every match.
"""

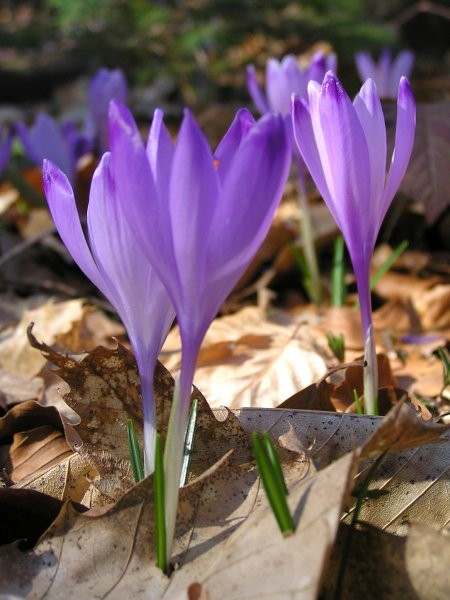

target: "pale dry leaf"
[0,446,356,600]
[231,407,450,534]
[162,306,327,409]
[0,298,85,376]
[0,368,43,407]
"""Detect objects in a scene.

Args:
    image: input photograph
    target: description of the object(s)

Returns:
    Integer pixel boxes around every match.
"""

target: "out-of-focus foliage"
[6,0,394,104]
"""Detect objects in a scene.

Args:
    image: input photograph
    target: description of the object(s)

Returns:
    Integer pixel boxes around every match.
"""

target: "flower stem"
[154,433,167,573]
[295,159,322,306]
[163,345,198,566]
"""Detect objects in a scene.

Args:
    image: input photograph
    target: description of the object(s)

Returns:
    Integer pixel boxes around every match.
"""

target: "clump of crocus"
[87,67,128,153]
[247,52,336,306]
[43,153,175,474]
[0,124,12,177]
[246,52,337,116]
[18,114,91,185]
[108,100,291,562]
[292,71,416,413]
[355,49,414,99]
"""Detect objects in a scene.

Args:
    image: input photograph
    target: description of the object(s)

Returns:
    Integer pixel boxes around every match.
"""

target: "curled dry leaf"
[26,330,251,498]
[162,306,327,409]
[0,444,356,600]
[0,400,74,484]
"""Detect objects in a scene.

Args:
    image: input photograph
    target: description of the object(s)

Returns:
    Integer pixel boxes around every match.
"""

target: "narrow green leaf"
[252,432,294,535]
[326,331,345,362]
[180,398,198,486]
[434,347,450,388]
[331,235,346,307]
[370,240,409,290]
[127,418,144,483]
[262,432,288,495]
[154,433,167,574]
[353,389,363,415]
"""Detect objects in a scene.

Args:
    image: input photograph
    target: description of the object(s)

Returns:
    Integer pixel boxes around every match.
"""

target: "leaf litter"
[0,335,448,599]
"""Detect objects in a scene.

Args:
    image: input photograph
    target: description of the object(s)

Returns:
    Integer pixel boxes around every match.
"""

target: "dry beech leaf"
[232,407,449,534]
[0,368,43,408]
[28,329,251,470]
[162,306,327,409]
[0,448,356,600]
[323,522,450,600]
[0,400,74,483]
[0,298,85,376]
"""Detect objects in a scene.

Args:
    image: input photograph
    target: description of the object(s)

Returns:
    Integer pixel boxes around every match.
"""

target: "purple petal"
[213,108,255,182]
[89,68,128,153]
[379,77,416,227]
[146,108,174,192]
[169,109,220,313]
[355,52,376,83]
[266,58,292,115]
[246,64,270,115]
[314,73,372,249]
[43,160,104,290]
[108,100,170,264]
[389,50,414,96]
[207,113,290,303]
[87,153,174,352]
[281,55,305,97]
[19,115,75,183]
[292,93,338,224]
[353,78,386,241]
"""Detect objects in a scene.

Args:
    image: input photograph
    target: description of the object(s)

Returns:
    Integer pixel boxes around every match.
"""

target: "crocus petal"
[353,78,386,232]
[355,52,376,82]
[281,55,305,97]
[43,160,104,291]
[108,100,174,273]
[377,49,392,97]
[90,68,128,153]
[389,50,414,96]
[246,64,270,115]
[147,108,174,192]
[213,108,255,182]
[169,109,219,314]
[207,113,290,299]
[19,115,75,183]
[291,94,338,223]
[266,59,291,115]
[379,77,416,228]
[313,73,372,249]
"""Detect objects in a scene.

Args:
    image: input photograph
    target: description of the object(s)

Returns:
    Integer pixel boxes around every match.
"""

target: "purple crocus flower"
[355,49,414,99]
[0,124,12,176]
[108,100,291,559]
[247,52,337,116]
[292,72,416,413]
[43,154,175,474]
[88,68,128,154]
[247,52,336,306]
[17,114,91,184]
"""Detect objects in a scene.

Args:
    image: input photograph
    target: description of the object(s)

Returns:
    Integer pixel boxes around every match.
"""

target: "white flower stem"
[163,349,197,566]
[296,161,322,306]
[363,323,378,414]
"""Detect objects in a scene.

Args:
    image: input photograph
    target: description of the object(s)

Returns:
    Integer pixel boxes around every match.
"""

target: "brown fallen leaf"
[0,400,74,484]
[0,448,356,600]
[322,522,450,600]
[162,305,328,409]
[0,298,85,377]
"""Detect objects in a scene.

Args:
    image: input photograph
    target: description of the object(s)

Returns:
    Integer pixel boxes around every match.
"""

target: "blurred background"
[1,0,449,114]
